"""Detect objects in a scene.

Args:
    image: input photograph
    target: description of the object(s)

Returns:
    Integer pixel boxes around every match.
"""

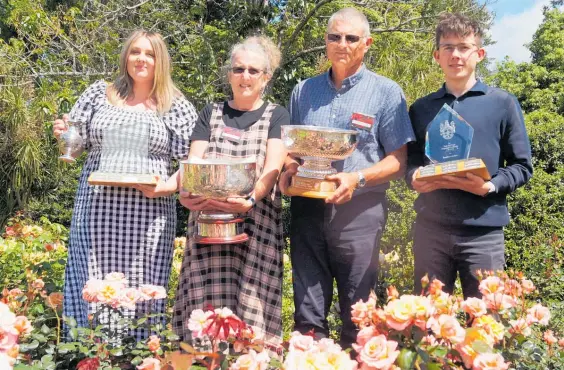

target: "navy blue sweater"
[406,81,533,229]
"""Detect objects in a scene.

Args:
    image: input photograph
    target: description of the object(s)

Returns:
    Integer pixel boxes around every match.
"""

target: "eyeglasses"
[327,33,362,44]
[231,67,263,76]
[438,43,478,55]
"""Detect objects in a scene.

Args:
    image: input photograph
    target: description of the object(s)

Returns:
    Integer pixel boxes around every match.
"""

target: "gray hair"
[327,8,370,37]
[228,36,281,76]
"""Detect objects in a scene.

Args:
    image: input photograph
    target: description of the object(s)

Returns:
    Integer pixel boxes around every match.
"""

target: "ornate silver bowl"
[179,157,257,245]
[282,125,358,179]
[180,157,256,199]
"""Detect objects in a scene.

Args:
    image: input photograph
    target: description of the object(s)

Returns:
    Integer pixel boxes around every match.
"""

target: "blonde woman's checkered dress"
[173,102,284,347]
[62,81,197,339]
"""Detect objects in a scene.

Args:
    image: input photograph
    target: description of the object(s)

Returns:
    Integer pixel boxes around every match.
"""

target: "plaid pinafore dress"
[173,102,283,346]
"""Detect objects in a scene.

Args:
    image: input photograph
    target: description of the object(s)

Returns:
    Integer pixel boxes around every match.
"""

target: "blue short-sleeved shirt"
[289,64,414,193]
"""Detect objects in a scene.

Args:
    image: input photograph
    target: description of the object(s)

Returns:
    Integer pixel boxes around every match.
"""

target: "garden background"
[0,0,563,369]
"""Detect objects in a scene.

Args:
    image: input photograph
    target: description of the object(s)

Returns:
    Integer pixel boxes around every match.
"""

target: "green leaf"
[397,348,417,370]
[41,324,51,334]
[57,343,76,353]
[110,348,123,356]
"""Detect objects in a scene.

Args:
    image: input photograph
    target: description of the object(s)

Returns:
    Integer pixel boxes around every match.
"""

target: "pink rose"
[520,279,535,294]
[119,288,142,310]
[356,325,379,347]
[428,279,445,295]
[356,335,399,370]
[427,314,465,344]
[472,315,504,344]
[288,331,315,352]
[478,276,504,296]
[386,286,399,301]
[13,316,32,336]
[137,357,161,370]
[32,278,45,290]
[526,303,551,325]
[472,352,509,370]
[384,295,415,331]
[139,285,167,300]
[508,318,531,336]
[147,335,161,353]
[229,349,270,370]
[104,272,127,285]
[187,309,212,338]
[461,297,487,318]
[351,301,373,326]
[0,331,18,352]
[483,293,518,311]
[543,330,557,345]
[558,338,564,347]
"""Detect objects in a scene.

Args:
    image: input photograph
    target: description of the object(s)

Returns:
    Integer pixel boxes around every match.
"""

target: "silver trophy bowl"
[180,157,257,199]
[180,157,257,244]
[58,124,83,163]
[281,125,358,179]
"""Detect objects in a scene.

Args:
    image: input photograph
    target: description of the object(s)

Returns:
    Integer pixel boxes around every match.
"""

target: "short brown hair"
[435,13,482,49]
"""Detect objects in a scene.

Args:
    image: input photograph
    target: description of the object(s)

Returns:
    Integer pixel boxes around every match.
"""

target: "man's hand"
[206,197,253,214]
[411,169,444,193]
[436,173,491,196]
[279,163,299,196]
[324,172,358,204]
[178,191,213,211]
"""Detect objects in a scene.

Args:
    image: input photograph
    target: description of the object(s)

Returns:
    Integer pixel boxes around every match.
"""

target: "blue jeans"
[290,192,387,348]
[413,218,505,298]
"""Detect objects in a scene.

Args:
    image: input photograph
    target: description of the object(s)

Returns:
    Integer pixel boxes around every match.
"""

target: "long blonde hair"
[107,30,181,113]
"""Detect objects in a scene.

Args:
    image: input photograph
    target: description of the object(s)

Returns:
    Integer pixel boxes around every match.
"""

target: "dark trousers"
[413,218,505,298]
[290,192,387,348]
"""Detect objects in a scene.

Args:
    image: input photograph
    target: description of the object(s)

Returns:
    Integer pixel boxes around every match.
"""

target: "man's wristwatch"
[357,171,366,188]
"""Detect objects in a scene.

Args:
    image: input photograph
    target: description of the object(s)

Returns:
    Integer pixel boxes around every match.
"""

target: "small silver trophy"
[58,122,84,163]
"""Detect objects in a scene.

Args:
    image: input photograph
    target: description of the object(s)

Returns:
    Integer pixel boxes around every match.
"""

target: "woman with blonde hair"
[173,35,288,348]
[53,30,197,338]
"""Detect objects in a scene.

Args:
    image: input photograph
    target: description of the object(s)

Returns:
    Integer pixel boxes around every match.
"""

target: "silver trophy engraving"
[58,123,84,163]
[281,125,358,198]
[180,157,257,244]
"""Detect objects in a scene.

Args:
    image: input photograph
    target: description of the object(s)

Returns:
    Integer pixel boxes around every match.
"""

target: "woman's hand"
[133,178,175,198]
[178,190,213,211]
[53,114,70,139]
[205,197,254,214]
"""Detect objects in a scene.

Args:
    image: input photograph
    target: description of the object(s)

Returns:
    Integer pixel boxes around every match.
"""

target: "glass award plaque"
[88,120,159,187]
[416,104,490,181]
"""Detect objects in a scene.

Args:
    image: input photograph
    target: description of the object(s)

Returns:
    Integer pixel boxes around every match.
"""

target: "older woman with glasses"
[173,36,289,348]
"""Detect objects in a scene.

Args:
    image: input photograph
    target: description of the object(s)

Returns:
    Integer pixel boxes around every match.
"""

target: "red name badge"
[221,127,244,143]
[351,112,375,131]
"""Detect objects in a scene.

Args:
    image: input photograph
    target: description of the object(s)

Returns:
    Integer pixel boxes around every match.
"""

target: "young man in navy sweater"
[406,13,533,298]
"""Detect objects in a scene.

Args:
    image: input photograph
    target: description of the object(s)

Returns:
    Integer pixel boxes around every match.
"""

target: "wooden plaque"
[416,158,491,181]
[87,172,159,187]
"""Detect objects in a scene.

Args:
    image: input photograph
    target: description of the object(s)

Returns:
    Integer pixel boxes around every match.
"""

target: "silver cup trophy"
[180,157,257,244]
[58,122,83,163]
[281,125,358,198]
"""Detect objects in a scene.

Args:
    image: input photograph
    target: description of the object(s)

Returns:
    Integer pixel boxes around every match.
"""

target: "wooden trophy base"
[87,172,159,187]
[287,176,337,199]
[417,158,491,181]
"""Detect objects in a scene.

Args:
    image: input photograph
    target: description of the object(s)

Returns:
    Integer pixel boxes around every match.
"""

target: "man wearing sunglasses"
[406,13,533,299]
[279,8,414,348]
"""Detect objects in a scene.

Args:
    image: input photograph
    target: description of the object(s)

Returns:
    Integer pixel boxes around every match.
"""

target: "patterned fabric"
[63,80,197,339]
[289,64,415,194]
[173,102,284,347]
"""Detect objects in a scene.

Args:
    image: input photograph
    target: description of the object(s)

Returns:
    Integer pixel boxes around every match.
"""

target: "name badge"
[221,127,244,143]
[351,112,375,131]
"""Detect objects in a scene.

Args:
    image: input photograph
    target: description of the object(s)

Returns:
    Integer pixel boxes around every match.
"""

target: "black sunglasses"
[231,67,263,76]
[327,33,362,44]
